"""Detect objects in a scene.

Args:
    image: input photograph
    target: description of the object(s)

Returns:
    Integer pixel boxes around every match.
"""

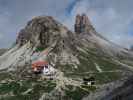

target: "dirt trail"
[39,70,81,100]
[94,63,102,72]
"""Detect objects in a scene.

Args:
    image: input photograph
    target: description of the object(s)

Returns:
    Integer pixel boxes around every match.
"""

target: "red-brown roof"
[32,61,48,68]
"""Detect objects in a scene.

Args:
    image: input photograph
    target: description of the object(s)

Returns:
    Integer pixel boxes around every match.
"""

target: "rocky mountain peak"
[1,14,133,100]
[75,14,95,34]
[16,14,96,48]
[16,16,64,47]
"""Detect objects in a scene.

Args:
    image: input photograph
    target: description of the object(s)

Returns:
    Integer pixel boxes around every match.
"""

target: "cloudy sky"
[0,0,133,48]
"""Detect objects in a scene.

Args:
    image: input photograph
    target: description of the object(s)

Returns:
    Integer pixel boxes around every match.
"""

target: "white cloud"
[63,0,133,48]
[0,0,133,48]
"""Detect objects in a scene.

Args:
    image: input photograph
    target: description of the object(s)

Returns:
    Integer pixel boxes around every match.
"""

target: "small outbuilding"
[32,60,56,76]
[32,61,48,74]
[83,76,95,86]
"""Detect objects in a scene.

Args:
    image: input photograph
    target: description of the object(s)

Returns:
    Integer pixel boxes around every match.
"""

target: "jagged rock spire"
[75,14,82,34]
[82,14,91,27]
[74,13,93,34]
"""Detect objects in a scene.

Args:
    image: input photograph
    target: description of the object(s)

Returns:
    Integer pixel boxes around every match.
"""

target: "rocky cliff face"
[75,14,95,35]
[2,14,133,73]
[101,75,133,100]
[16,16,76,49]
[16,16,60,47]
[3,16,79,70]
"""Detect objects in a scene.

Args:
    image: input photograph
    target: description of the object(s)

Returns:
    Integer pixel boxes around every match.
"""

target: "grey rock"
[74,14,95,34]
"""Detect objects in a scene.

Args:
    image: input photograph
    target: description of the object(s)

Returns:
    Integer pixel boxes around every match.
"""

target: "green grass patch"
[64,85,89,100]
[81,85,97,92]
[35,47,45,52]
[65,71,122,85]
[0,75,56,100]
[0,72,13,81]
[95,58,121,71]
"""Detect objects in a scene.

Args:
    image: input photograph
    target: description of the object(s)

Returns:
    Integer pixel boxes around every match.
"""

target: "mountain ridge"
[0,14,133,100]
